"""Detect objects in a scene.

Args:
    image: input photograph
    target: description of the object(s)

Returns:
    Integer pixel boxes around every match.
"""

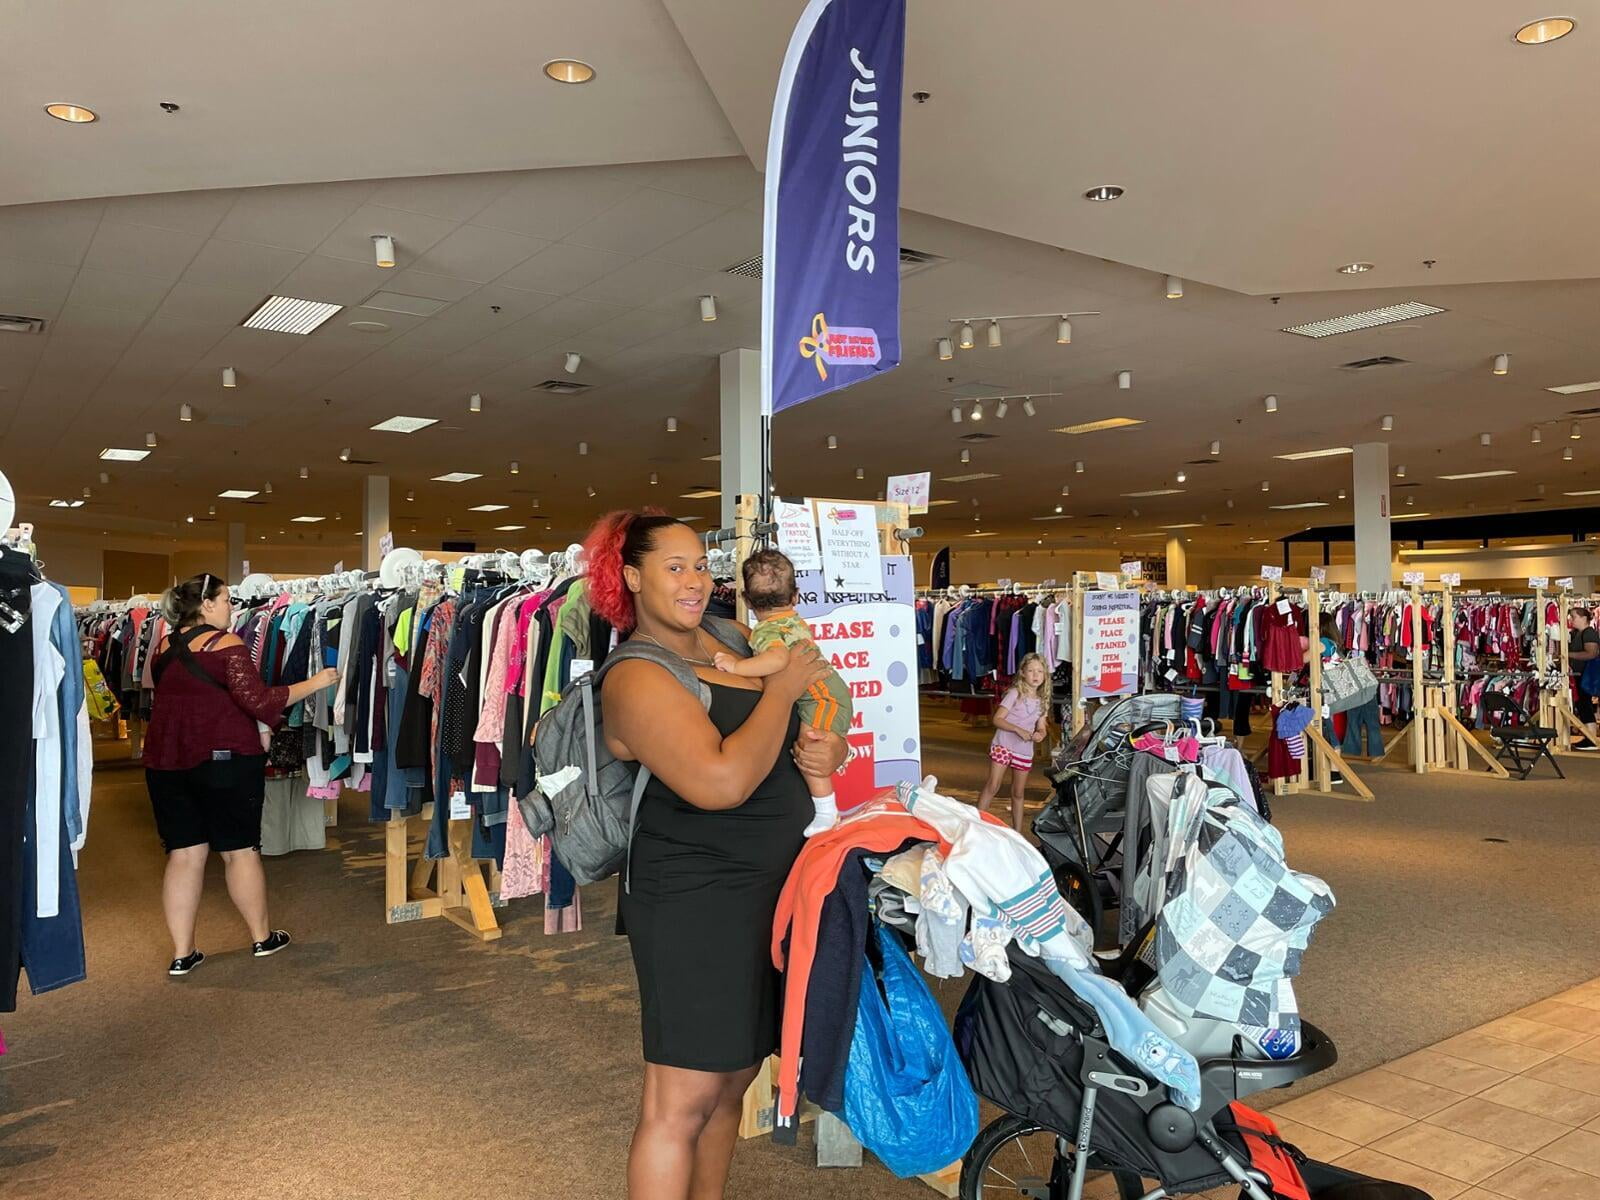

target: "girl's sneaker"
[252,930,292,957]
[168,950,205,977]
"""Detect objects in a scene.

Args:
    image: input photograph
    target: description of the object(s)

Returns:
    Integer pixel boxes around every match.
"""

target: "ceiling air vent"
[1184,457,1220,465]
[344,457,380,466]
[0,314,46,335]
[1340,355,1409,370]
[1567,407,1600,416]
[534,379,593,395]
[960,432,999,443]
[1283,301,1445,339]
[723,246,944,279]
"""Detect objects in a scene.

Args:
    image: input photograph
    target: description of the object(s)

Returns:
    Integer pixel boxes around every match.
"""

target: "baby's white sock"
[804,792,838,837]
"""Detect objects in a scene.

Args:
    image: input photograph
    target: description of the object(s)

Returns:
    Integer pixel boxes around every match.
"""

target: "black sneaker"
[168,950,205,977]
[252,930,292,957]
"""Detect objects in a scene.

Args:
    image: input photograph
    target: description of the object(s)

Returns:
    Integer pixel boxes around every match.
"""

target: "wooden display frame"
[384,809,503,940]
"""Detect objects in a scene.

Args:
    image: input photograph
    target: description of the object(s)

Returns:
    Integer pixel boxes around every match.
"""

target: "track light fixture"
[1057,318,1072,345]
[649,472,658,485]
[1406,495,1415,506]
[1061,484,1070,496]
[1176,470,1187,483]
[987,320,1002,349]
[1261,480,1270,492]
[1226,498,1235,509]
[1075,461,1085,474]
[666,417,678,433]
[958,322,975,350]
[83,487,93,499]
[578,441,589,456]
[1165,275,1184,300]
[960,449,971,464]
[510,461,519,475]
[586,486,596,498]
[1396,464,1406,478]
[339,448,352,463]
[222,366,237,388]
[1210,440,1222,457]
[1022,397,1037,418]
[1338,489,1347,500]
[699,294,717,322]
[1564,446,1575,461]
[97,472,110,485]
[565,352,582,375]
[1117,370,1132,390]
[406,490,415,502]
[937,337,953,361]
[995,398,1009,419]
[186,514,194,524]
[1493,353,1510,376]
[1381,415,1394,431]
[264,481,273,495]
[855,467,865,480]
[1264,394,1279,413]
[950,404,963,425]
[145,431,158,448]
[469,393,482,413]
[179,403,194,422]
[372,235,396,268]
[1532,427,1543,444]
[300,466,309,479]
[1480,432,1492,447]
[1572,423,1583,440]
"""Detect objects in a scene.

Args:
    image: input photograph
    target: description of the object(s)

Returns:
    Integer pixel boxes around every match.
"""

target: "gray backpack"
[517,615,751,888]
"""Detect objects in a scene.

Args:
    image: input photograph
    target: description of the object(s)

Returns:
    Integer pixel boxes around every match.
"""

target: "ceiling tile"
[64,268,173,317]
[372,268,483,304]
[472,168,644,241]
[366,172,520,221]
[576,256,716,308]
[409,225,549,284]
[82,222,206,284]
[0,199,105,267]
[496,242,632,295]
[564,188,728,257]
[182,239,306,292]
[447,283,560,323]
[159,280,273,326]
[101,189,240,237]
[0,257,81,311]
[315,204,457,270]
[212,180,373,252]
[273,254,394,307]
[646,207,761,271]
[638,157,762,207]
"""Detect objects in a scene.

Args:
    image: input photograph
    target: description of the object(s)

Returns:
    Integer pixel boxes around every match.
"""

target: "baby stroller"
[1035,692,1186,947]
[954,941,1338,1199]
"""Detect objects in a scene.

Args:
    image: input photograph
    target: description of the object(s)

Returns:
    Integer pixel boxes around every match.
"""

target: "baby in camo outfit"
[714,548,853,836]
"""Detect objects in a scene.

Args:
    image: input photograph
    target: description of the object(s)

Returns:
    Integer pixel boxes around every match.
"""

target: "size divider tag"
[1402,571,1425,586]
[1094,571,1119,590]
[1120,561,1143,579]
[1261,565,1284,582]
[1441,572,1462,587]
[1557,577,1575,590]
[1530,576,1550,589]
[1309,566,1327,586]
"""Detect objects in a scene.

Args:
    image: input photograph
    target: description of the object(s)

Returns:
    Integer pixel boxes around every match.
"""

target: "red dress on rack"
[1261,604,1305,674]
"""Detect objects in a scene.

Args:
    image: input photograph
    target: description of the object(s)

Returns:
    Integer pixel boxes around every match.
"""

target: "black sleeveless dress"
[620,683,812,1072]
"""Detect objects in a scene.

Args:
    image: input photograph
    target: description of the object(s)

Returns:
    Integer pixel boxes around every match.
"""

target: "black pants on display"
[0,578,34,1012]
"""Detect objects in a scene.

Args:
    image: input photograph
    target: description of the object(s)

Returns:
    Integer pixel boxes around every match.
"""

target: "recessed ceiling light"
[966,531,998,538]
[1275,447,1353,461]
[940,472,1002,483]
[1031,514,1074,521]
[1121,488,1185,498]
[48,499,85,508]
[432,472,482,483]
[543,59,596,84]
[1546,380,1600,395]
[494,524,527,532]
[217,489,260,500]
[1164,275,1184,300]
[1282,301,1446,339]
[242,295,344,335]
[45,103,97,123]
[468,504,509,512]
[1054,417,1145,435]
[370,415,439,434]
[1269,502,1331,510]
[1337,262,1374,274]
[348,320,391,333]
[1563,489,1600,497]
[1438,469,1517,481]
[1160,523,1205,529]
[291,515,325,523]
[99,447,150,462]
[926,499,958,507]
[1083,185,1124,201]
[1392,512,1433,520]
[1514,17,1576,44]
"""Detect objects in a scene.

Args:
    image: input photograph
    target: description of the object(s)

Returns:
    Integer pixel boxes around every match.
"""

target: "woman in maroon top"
[144,574,337,977]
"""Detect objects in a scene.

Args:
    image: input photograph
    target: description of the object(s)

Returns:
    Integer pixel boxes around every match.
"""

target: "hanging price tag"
[1276,599,1292,615]
[1529,576,1550,589]
[1260,565,1284,582]
[1402,571,1425,585]
[449,791,471,821]
[570,658,594,679]
[1441,572,1462,587]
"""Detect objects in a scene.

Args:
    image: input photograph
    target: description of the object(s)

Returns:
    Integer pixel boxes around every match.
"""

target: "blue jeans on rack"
[1340,698,1384,757]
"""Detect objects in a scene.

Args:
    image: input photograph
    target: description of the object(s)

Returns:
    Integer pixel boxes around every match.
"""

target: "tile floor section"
[1264,978,1600,1199]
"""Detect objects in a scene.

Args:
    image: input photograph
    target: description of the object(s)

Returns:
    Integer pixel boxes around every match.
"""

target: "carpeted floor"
[3,709,1598,1199]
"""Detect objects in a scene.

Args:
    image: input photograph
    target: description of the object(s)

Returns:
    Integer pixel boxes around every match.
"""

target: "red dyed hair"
[582,508,679,632]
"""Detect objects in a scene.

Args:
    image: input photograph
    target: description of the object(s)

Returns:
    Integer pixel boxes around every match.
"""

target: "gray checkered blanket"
[1151,772,1334,1032]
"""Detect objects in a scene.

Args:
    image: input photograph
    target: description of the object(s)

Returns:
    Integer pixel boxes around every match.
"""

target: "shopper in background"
[977,652,1052,831]
[588,512,845,1200]
[1317,614,1346,783]
[1568,606,1600,748]
[143,574,338,976]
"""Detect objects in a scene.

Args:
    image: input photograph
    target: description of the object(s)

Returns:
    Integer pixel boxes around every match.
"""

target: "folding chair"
[1482,692,1564,780]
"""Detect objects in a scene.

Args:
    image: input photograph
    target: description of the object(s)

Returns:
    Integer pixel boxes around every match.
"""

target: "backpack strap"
[160,626,231,694]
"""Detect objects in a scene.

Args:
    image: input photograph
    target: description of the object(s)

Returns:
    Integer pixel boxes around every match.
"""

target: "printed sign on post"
[241,559,250,577]
[774,499,823,573]
[1081,589,1140,699]
[1121,561,1143,579]
[332,560,344,574]
[378,530,395,559]
[1530,576,1550,589]
[1402,571,1425,586]
[1309,566,1327,586]
[1095,571,1119,590]
[1261,565,1284,582]
[795,555,920,811]
[885,471,931,514]
[1557,577,1575,590]
[817,502,884,597]
[1441,572,1462,587]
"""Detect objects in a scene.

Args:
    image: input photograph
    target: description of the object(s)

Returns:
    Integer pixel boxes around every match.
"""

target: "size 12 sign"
[1529,576,1550,589]
[1402,571,1425,586]
[1441,572,1462,587]
[1260,565,1284,582]
[1120,561,1143,579]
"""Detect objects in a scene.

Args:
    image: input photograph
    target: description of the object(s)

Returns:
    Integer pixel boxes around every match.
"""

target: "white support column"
[1352,442,1392,593]
[363,474,390,573]
[720,347,762,529]
[226,521,246,582]
[1164,536,1188,588]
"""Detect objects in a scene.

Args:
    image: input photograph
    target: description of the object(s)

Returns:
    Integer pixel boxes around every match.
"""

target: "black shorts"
[1577,689,1597,724]
[145,755,267,853]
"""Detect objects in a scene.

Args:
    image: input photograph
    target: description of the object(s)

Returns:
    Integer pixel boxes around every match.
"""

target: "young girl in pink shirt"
[977,653,1052,831]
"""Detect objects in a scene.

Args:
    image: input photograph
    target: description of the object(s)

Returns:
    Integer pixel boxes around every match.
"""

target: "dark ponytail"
[160,572,226,627]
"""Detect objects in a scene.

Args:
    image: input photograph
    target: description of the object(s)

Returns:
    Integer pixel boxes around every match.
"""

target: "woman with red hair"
[587,510,844,1199]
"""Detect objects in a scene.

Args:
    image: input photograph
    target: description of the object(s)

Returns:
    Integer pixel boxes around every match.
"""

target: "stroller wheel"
[1051,859,1103,943]
[960,1115,1057,1200]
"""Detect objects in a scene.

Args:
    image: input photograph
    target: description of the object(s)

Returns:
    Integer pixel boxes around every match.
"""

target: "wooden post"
[1307,587,1329,793]
[1070,571,1090,733]
[1410,583,1425,774]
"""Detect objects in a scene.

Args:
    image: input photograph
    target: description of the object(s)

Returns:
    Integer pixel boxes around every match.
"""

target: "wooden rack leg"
[440,819,502,941]
[1372,720,1412,765]
[1437,707,1511,778]
[1305,727,1373,800]
[386,812,444,925]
